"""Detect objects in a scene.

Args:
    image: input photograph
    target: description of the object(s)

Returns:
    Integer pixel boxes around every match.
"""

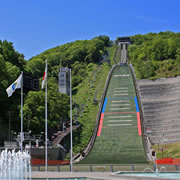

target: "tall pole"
[45,60,48,172]
[8,111,11,141]
[21,71,23,152]
[70,69,73,172]
[178,57,180,74]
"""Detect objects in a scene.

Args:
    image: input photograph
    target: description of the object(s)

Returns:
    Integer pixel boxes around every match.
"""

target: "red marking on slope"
[97,113,104,136]
[137,112,142,136]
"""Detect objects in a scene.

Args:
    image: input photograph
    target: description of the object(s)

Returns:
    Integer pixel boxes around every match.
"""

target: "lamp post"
[158,133,164,157]
[8,111,13,141]
[11,130,13,141]
[70,69,73,172]
[160,147,163,158]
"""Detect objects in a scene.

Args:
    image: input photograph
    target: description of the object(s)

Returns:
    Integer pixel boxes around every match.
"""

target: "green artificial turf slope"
[80,65,147,164]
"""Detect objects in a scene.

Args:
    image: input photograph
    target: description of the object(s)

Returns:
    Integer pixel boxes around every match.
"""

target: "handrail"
[52,125,80,147]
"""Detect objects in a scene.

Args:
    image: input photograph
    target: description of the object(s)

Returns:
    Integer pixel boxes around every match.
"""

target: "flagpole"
[45,60,48,172]
[21,71,23,152]
[70,68,73,172]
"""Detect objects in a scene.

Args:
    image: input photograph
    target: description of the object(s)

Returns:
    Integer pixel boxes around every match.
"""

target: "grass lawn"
[152,142,180,159]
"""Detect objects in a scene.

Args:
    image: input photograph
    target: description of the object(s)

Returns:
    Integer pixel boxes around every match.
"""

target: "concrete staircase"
[137,76,180,145]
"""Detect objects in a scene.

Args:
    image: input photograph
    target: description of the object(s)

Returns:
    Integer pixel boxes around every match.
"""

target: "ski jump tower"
[118,37,131,64]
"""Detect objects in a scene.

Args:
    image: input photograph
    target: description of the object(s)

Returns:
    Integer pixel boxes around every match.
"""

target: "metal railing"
[31,164,180,172]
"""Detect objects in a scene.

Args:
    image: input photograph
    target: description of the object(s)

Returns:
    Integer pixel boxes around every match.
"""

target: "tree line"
[127,31,180,79]
[1,31,179,151]
[0,36,110,145]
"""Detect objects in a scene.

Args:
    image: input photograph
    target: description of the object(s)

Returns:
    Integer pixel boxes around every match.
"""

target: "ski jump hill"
[76,64,147,164]
[75,39,180,165]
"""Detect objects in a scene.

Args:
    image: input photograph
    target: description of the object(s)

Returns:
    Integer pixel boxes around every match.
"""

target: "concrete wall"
[137,76,180,145]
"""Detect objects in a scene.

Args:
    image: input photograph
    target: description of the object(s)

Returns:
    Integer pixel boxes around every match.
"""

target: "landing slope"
[81,65,147,164]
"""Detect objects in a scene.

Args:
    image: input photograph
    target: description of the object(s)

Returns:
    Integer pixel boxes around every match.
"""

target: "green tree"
[0,40,25,69]
[151,39,168,61]
[93,35,110,47]
[23,77,69,133]
[176,48,180,74]
[130,34,148,45]
[25,58,44,78]
[129,32,180,79]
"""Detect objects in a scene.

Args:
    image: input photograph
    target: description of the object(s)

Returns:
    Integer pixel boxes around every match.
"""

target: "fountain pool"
[116,171,180,179]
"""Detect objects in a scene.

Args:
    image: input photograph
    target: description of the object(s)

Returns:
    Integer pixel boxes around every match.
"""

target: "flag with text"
[6,74,22,97]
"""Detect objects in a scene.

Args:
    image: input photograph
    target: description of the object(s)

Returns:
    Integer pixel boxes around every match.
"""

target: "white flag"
[42,61,47,89]
[6,74,22,97]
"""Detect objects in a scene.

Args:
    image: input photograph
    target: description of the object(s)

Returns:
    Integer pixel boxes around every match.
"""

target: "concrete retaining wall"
[137,76,180,145]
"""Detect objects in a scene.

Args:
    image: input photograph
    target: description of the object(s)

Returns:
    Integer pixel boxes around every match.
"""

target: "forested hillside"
[128,31,180,79]
[0,36,116,154]
[25,36,116,154]
[1,31,179,155]
[0,40,26,143]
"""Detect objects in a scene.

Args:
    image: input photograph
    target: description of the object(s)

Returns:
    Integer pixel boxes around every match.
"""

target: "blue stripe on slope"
[102,98,108,113]
[134,97,139,112]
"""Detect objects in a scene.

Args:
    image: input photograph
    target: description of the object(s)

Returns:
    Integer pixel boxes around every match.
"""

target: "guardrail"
[31,164,180,172]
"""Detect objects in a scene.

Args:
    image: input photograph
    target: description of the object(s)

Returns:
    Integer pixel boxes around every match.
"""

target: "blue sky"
[0,0,179,60]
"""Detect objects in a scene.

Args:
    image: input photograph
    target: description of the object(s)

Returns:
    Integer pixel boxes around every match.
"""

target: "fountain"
[113,165,180,179]
[143,165,167,176]
[0,149,31,180]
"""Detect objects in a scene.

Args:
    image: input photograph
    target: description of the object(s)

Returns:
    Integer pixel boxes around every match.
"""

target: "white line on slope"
[111,100,130,103]
[110,108,131,110]
[113,94,128,96]
[110,104,130,106]
[114,87,128,89]
[108,120,133,122]
[108,116,132,118]
[108,124,132,126]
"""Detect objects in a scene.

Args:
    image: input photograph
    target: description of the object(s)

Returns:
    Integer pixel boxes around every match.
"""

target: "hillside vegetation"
[152,142,180,159]
[26,38,117,154]
[0,40,26,143]
[1,31,179,157]
[0,36,118,154]
[128,31,180,79]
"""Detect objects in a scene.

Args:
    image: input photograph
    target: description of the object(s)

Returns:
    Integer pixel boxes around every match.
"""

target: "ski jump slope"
[81,65,147,164]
